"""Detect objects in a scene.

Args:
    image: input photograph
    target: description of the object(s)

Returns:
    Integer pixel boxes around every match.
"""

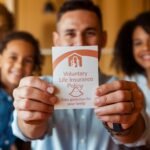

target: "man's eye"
[86,31,96,36]
[65,32,75,37]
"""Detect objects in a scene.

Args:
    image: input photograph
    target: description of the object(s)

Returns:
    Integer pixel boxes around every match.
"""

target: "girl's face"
[0,39,35,88]
[133,26,150,71]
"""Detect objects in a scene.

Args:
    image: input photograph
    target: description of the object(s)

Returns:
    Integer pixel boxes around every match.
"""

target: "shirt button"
[8,96,12,102]
[81,115,85,120]
[4,140,10,145]
[8,121,11,126]
[80,139,85,144]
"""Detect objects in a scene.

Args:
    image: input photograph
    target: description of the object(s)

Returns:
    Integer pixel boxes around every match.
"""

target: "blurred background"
[0,0,149,76]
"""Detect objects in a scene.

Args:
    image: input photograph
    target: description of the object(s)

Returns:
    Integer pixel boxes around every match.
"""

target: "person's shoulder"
[124,73,146,83]
[99,72,117,84]
[40,75,53,83]
[125,74,148,87]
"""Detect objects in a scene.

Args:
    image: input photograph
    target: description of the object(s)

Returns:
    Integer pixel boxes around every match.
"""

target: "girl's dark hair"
[112,11,150,76]
[0,31,43,75]
[57,0,103,30]
[135,11,150,34]
[0,3,14,31]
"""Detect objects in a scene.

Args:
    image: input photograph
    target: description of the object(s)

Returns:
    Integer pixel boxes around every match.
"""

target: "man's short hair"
[57,0,103,30]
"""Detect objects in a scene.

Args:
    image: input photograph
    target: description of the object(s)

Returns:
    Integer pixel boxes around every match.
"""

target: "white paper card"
[52,46,99,109]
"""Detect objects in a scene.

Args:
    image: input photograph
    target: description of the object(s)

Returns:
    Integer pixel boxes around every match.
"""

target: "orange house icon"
[68,53,82,67]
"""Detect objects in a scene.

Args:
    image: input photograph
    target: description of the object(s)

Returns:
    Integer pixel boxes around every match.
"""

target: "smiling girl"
[0,31,42,150]
[112,11,150,145]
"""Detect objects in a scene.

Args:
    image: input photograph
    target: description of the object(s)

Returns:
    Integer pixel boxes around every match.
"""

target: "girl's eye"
[9,55,17,60]
[24,58,34,64]
[133,40,142,46]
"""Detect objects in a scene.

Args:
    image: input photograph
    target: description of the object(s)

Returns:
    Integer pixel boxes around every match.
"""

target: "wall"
[0,0,4,3]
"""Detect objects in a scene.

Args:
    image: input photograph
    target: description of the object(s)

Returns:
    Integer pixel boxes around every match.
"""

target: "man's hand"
[94,80,145,143]
[13,76,58,139]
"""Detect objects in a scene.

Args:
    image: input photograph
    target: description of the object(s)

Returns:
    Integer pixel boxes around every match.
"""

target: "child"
[112,11,150,145]
[0,31,42,149]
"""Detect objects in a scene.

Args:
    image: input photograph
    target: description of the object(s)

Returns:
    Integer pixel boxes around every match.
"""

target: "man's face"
[53,10,106,51]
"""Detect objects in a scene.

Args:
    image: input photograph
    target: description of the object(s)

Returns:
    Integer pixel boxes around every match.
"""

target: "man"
[12,1,148,150]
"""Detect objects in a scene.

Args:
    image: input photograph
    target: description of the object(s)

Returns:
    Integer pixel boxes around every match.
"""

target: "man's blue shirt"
[12,74,148,150]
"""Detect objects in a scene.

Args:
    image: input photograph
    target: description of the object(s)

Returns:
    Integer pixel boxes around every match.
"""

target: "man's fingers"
[14,98,54,113]
[131,87,144,111]
[95,90,132,106]
[94,80,144,131]
[95,101,135,115]
[19,76,55,94]
[13,86,58,105]
[96,80,138,96]
[97,112,139,126]
[18,110,51,121]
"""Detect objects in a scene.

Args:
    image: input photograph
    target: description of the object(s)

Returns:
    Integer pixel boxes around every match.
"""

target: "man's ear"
[53,31,59,46]
[101,31,107,48]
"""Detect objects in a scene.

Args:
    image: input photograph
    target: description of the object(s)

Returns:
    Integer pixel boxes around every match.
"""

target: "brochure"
[52,46,99,109]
